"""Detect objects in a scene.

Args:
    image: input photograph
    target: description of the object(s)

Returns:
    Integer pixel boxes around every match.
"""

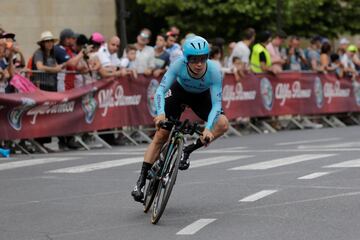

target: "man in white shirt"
[266,30,287,73]
[228,28,255,70]
[97,36,126,78]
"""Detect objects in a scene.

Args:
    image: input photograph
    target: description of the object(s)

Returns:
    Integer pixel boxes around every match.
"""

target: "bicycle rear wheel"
[151,138,184,224]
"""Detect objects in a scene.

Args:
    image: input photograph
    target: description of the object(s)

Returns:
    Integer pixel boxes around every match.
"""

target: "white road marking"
[176,218,216,235]
[228,154,335,170]
[48,157,144,173]
[190,155,253,168]
[239,190,278,202]
[0,157,80,171]
[324,159,360,168]
[276,137,340,146]
[297,172,331,180]
[298,141,360,149]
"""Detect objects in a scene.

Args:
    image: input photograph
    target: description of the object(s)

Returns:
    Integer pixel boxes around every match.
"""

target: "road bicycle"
[143,119,203,224]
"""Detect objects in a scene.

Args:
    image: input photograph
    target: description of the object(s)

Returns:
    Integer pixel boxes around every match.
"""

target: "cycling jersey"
[155,56,223,130]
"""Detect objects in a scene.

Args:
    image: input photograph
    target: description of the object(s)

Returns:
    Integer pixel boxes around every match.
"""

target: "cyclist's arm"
[206,69,223,130]
[154,62,178,116]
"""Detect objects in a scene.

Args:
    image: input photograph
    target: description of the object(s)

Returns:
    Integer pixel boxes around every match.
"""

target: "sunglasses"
[187,54,208,64]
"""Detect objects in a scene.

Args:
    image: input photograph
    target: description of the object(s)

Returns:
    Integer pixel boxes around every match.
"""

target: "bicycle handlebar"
[158,118,203,136]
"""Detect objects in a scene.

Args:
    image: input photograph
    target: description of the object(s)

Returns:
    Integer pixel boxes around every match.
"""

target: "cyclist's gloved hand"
[154,114,166,130]
[201,129,214,146]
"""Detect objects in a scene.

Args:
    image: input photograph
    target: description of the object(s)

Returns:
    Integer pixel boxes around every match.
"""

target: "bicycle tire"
[143,144,168,213]
[143,177,159,213]
[151,138,184,224]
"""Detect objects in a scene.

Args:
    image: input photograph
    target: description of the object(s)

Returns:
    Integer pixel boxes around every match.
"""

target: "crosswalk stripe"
[0,157,80,171]
[297,172,331,179]
[190,155,253,168]
[239,190,278,202]
[176,219,216,235]
[47,157,144,173]
[324,159,360,168]
[228,154,335,170]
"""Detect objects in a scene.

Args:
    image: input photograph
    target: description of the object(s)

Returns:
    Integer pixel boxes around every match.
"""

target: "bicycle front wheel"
[151,138,184,224]
[143,177,159,213]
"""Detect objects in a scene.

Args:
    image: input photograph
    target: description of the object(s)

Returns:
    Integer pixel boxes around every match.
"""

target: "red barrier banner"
[222,72,360,119]
[0,72,359,140]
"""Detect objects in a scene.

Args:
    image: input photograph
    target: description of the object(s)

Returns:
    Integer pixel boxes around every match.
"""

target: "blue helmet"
[183,36,210,62]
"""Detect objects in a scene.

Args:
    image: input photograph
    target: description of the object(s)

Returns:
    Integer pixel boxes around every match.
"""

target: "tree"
[136,0,360,40]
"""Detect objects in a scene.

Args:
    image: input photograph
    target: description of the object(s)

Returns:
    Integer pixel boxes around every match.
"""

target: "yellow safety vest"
[250,43,271,73]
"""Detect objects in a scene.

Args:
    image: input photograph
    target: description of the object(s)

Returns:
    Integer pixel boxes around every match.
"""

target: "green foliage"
[136,0,360,40]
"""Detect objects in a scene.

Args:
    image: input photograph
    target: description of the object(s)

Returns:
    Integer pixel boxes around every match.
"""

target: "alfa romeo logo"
[147,79,159,117]
[314,77,324,108]
[7,97,36,131]
[260,77,273,111]
[81,88,97,124]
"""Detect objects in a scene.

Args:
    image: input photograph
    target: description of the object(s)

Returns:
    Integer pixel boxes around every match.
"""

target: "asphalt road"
[1,126,360,240]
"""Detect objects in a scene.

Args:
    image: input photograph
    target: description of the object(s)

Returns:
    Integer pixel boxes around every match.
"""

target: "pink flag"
[10,73,38,93]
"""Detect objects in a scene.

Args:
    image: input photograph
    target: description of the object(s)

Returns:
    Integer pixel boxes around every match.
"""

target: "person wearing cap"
[341,44,358,80]
[165,31,183,63]
[54,28,88,91]
[266,30,287,73]
[337,37,350,57]
[132,28,155,76]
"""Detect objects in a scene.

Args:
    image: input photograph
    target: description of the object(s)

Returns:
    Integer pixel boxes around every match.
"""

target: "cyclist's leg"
[179,91,228,170]
[132,82,185,202]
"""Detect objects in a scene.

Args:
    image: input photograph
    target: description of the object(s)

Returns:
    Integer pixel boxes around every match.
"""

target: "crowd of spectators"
[0,26,359,94]
[0,26,360,150]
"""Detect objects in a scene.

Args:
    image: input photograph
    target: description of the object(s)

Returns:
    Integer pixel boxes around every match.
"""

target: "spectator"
[228,28,255,71]
[55,28,87,91]
[266,30,287,73]
[120,44,138,79]
[341,44,358,80]
[330,53,344,78]
[165,31,183,63]
[352,39,360,72]
[0,40,8,93]
[31,31,63,91]
[319,41,335,73]
[86,32,105,78]
[283,36,307,71]
[209,45,223,71]
[337,37,350,58]
[133,28,155,75]
[153,34,170,77]
[97,36,126,78]
[0,32,25,70]
[232,56,244,81]
[169,25,180,40]
[0,33,17,93]
[250,30,276,74]
[305,35,322,71]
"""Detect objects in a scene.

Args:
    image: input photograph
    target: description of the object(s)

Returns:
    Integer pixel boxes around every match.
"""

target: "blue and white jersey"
[155,56,223,130]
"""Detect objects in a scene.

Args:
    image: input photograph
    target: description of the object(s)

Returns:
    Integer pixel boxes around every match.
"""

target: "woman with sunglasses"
[131,35,229,203]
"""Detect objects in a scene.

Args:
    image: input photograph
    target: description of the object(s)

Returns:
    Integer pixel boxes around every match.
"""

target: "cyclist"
[131,35,229,202]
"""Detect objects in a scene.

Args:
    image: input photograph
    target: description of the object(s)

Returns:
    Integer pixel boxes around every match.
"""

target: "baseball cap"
[0,32,15,40]
[59,28,76,42]
[347,44,358,52]
[340,37,350,45]
[90,32,105,44]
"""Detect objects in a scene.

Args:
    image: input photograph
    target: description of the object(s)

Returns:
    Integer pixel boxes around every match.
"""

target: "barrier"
[0,72,360,142]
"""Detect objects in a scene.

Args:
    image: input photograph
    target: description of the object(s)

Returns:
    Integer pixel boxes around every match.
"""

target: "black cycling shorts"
[164,81,223,122]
